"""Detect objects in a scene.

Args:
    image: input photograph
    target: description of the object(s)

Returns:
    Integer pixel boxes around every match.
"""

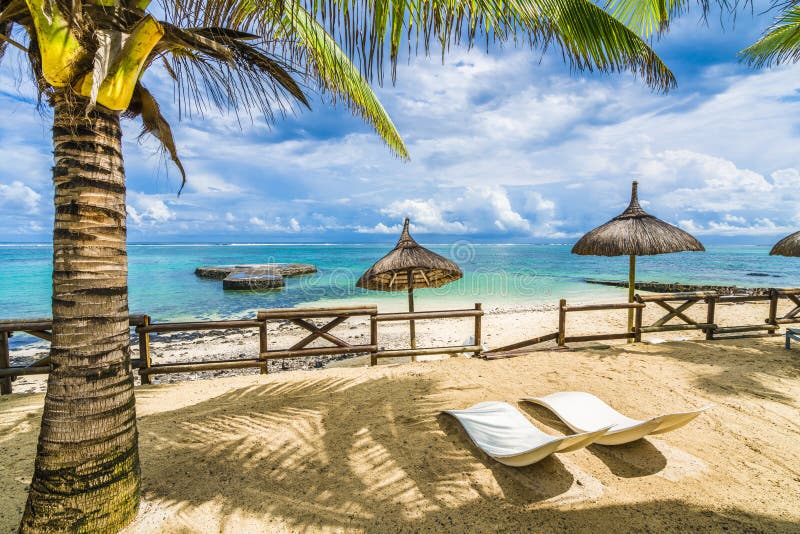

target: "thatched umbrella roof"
[770,231,800,257]
[572,181,705,257]
[356,218,463,291]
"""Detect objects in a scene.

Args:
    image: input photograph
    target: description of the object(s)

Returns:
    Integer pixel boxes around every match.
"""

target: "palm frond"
[157,23,309,120]
[1,0,32,24]
[740,4,800,67]
[165,0,674,91]
[603,0,693,38]
[158,0,284,37]
[0,21,18,60]
[279,2,408,157]
[537,0,676,90]
[125,83,187,189]
[290,0,676,91]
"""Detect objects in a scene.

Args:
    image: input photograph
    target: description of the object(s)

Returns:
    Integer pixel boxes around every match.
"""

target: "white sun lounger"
[523,392,713,446]
[442,401,610,466]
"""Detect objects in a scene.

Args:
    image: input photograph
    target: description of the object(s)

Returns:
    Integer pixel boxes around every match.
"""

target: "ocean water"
[1,243,798,332]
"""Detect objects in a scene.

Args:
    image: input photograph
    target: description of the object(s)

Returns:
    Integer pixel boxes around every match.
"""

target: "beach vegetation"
[740,4,800,67]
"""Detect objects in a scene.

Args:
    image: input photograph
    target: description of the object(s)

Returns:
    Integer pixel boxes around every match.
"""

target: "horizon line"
[0,241,775,247]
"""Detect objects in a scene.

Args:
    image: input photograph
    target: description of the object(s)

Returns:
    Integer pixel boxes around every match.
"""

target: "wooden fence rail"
[0,316,148,394]
[484,288,800,355]
[258,306,378,369]
[634,292,717,340]
[633,289,800,340]
[370,303,483,365]
[137,317,269,383]
[559,299,644,346]
[0,304,485,393]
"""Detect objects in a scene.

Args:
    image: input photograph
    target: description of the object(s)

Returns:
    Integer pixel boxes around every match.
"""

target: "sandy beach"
[1,298,799,532]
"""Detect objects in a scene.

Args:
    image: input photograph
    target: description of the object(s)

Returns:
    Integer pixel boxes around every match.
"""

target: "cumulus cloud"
[380,199,470,233]
[127,192,175,226]
[248,216,302,232]
[0,181,41,212]
[364,186,543,236]
[678,217,791,236]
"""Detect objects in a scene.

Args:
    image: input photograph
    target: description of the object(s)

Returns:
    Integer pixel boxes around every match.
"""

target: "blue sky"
[1,5,799,244]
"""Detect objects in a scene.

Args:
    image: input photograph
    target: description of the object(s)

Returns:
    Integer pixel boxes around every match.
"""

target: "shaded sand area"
[1,335,799,532]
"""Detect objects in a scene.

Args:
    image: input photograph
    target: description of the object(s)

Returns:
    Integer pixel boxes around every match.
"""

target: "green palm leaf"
[295,0,676,91]
[603,0,692,38]
[740,4,800,68]
[279,1,408,157]
[538,0,676,90]
[604,0,722,40]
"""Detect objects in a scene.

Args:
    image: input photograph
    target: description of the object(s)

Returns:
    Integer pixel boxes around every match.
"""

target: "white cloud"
[248,216,302,233]
[380,199,469,234]
[183,173,243,194]
[369,187,537,236]
[0,181,41,212]
[678,217,791,236]
[127,192,175,226]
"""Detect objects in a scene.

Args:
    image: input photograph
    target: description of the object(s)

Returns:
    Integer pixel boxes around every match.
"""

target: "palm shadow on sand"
[124,374,795,532]
[623,338,798,403]
[1,372,798,532]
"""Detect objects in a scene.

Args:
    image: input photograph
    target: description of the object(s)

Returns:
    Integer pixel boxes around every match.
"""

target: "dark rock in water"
[195,263,317,279]
[195,266,236,279]
[584,279,770,296]
[222,272,284,291]
[746,272,777,277]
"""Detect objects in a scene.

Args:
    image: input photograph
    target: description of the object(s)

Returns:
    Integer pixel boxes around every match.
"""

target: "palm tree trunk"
[20,94,140,532]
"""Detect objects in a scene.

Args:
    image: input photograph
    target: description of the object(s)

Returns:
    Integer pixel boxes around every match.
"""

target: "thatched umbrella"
[572,181,705,336]
[770,231,800,257]
[357,218,463,350]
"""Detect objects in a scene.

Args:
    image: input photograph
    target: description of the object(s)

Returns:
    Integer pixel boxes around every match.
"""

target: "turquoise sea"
[1,243,797,345]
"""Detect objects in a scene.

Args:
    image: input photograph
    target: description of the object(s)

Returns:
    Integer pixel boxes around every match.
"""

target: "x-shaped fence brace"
[288,317,352,350]
[649,298,704,328]
[778,294,800,322]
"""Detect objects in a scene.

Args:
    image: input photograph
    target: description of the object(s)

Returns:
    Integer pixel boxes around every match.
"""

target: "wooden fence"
[634,292,718,340]
[0,316,148,394]
[632,290,800,340]
[370,303,483,365]
[258,306,379,367]
[559,300,644,346]
[4,289,799,393]
[0,304,484,394]
[484,287,800,356]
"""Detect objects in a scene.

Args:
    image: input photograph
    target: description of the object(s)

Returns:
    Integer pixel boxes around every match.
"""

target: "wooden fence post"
[705,295,717,341]
[558,299,567,347]
[369,315,378,366]
[0,332,11,395]
[138,315,152,385]
[474,303,483,356]
[634,301,643,343]
[259,319,268,374]
[768,289,779,326]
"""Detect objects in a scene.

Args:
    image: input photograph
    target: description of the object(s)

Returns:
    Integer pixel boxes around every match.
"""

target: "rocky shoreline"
[585,279,773,296]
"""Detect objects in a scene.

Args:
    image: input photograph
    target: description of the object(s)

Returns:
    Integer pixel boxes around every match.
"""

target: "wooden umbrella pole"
[408,269,417,357]
[628,255,636,343]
